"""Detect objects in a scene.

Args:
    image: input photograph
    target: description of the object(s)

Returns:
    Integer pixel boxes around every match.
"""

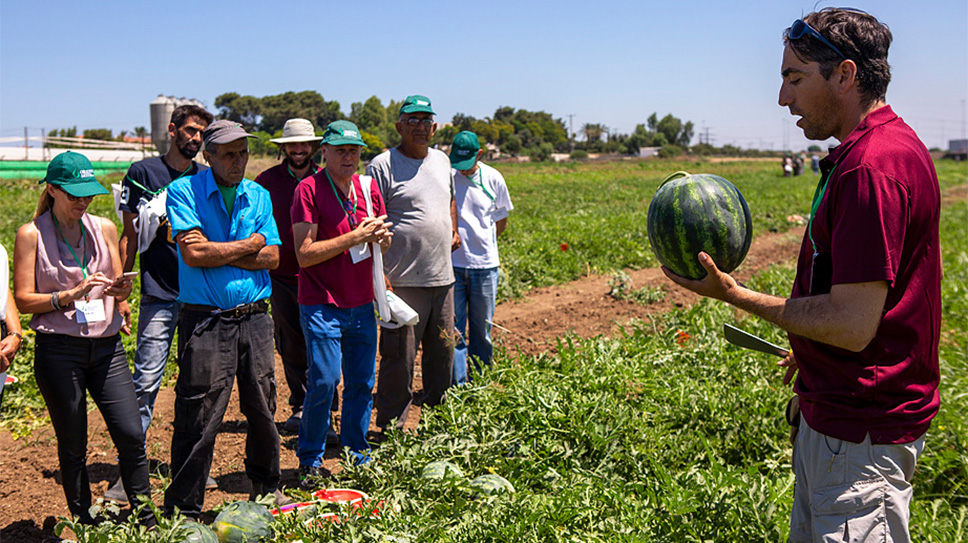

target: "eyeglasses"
[789,19,847,60]
[342,198,358,228]
[403,117,434,127]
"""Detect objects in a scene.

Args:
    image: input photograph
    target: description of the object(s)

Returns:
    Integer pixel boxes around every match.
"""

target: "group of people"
[1,8,943,542]
[6,94,512,521]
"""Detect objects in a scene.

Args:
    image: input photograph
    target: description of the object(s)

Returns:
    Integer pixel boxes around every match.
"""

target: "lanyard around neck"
[325,169,357,221]
[469,169,494,202]
[288,161,320,181]
[808,163,838,254]
[52,214,88,278]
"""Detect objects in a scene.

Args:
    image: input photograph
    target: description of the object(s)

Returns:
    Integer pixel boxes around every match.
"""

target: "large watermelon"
[180,522,219,543]
[213,501,274,543]
[646,171,752,279]
[468,474,515,496]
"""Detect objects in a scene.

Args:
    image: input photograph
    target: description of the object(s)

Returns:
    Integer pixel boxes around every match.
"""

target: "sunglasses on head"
[790,19,847,60]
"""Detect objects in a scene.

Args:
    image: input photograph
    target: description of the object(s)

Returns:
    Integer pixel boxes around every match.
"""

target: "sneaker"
[206,475,218,490]
[326,421,340,446]
[283,411,302,434]
[249,482,293,506]
[103,477,128,505]
[298,465,324,491]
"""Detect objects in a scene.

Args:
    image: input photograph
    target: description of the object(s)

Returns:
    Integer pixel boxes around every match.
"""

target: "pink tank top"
[30,212,122,338]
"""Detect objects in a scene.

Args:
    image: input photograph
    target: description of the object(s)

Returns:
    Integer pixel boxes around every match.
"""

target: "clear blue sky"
[1,0,966,151]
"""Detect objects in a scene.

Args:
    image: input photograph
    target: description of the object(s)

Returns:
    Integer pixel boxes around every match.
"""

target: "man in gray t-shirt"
[365,95,460,431]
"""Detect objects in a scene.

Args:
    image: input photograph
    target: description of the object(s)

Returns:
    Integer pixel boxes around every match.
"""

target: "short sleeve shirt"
[452,162,513,269]
[790,106,941,444]
[290,173,385,308]
[254,161,320,282]
[118,156,206,300]
[166,169,281,309]
[365,147,455,287]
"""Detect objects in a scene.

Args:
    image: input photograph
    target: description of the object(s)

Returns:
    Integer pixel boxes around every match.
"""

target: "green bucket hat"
[321,120,368,147]
[41,152,109,197]
[399,95,435,116]
[449,131,481,170]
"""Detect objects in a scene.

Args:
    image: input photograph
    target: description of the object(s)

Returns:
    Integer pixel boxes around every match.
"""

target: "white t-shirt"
[452,163,513,269]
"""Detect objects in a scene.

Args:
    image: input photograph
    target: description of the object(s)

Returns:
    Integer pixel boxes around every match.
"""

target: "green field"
[1,158,966,541]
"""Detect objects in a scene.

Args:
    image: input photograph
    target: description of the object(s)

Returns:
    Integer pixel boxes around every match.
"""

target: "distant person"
[290,120,392,486]
[810,153,820,175]
[782,155,793,177]
[255,118,339,443]
[112,104,214,502]
[13,152,151,525]
[448,131,513,385]
[163,120,289,517]
[0,242,23,413]
[663,9,940,542]
[366,95,460,432]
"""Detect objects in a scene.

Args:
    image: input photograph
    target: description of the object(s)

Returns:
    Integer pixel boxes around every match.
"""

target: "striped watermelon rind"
[646,171,753,280]
[421,460,465,480]
[468,474,515,496]
[213,501,274,543]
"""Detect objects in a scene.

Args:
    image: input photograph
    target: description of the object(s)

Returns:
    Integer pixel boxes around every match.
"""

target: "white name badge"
[350,242,371,264]
[75,299,106,324]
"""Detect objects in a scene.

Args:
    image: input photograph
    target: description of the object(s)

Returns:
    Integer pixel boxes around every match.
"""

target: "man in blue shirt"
[163,120,289,516]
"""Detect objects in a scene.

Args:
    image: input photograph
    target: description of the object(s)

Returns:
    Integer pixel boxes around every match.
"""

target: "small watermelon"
[213,501,274,543]
[421,460,464,480]
[180,522,219,543]
[468,474,514,496]
[647,171,753,280]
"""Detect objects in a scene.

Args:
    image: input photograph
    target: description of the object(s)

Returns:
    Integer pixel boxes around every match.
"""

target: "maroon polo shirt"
[254,161,320,282]
[290,172,386,308]
[790,105,941,444]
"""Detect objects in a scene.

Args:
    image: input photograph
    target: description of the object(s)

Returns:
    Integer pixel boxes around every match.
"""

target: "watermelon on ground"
[180,522,219,543]
[646,171,753,280]
[468,474,515,496]
[213,501,274,543]
[421,460,465,480]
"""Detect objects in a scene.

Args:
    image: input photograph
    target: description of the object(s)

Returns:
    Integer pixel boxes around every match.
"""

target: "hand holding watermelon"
[661,250,743,302]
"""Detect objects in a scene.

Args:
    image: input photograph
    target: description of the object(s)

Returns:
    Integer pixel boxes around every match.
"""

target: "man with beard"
[108,104,214,502]
[164,120,289,516]
[255,119,339,442]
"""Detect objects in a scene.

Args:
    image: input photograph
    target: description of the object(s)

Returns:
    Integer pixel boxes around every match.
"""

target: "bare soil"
[0,227,804,542]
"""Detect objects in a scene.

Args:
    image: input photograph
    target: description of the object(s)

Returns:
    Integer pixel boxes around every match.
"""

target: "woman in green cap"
[12,152,152,525]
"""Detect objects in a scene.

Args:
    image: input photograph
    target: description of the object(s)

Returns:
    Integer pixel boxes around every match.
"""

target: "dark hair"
[784,8,892,106]
[170,104,214,128]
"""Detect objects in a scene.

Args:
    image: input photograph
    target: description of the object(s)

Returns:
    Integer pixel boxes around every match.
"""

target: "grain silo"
[149,95,207,155]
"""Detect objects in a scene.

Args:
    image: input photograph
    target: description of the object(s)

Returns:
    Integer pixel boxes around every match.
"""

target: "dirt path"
[0,227,804,541]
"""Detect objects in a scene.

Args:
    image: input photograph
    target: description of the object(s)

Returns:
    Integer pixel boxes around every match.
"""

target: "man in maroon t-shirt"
[255,118,337,440]
[664,9,940,542]
[290,120,392,488]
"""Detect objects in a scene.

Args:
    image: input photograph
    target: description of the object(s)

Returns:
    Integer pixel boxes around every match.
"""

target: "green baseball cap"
[40,152,109,197]
[321,120,368,147]
[449,131,481,170]
[399,95,435,115]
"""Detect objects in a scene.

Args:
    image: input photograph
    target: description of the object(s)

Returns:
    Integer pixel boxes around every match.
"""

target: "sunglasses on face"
[789,19,848,60]
[56,186,93,202]
[403,117,434,127]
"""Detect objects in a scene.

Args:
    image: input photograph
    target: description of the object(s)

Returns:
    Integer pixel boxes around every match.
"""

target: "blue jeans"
[133,298,180,435]
[299,303,376,466]
[452,267,499,385]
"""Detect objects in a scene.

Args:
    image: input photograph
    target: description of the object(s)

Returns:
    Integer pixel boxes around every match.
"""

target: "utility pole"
[567,114,575,151]
[24,127,29,160]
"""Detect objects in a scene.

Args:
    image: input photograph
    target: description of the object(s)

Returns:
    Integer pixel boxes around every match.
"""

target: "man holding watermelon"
[664,8,940,542]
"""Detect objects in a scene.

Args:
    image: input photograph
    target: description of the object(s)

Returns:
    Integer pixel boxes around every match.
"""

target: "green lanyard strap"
[52,214,88,278]
[125,163,193,197]
[808,163,838,255]
[288,161,320,181]
[470,169,495,202]
[325,169,357,223]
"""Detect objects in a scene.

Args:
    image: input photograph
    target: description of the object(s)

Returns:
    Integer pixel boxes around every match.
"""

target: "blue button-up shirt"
[166,168,280,309]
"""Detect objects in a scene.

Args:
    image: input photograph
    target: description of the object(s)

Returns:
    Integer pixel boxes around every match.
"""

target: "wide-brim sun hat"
[41,151,109,197]
[321,120,368,147]
[270,118,323,145]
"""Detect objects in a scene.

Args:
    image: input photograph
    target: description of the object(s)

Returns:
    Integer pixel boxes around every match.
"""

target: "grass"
[0,157,964,541]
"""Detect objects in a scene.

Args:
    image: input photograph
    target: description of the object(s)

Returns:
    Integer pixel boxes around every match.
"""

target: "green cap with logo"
[40,151,109,197]
[399,95,435,116]
[449,131,481,170]
[321,120,368,147]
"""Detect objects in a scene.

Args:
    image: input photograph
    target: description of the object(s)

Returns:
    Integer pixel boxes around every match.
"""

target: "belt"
[183,299,270,317]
